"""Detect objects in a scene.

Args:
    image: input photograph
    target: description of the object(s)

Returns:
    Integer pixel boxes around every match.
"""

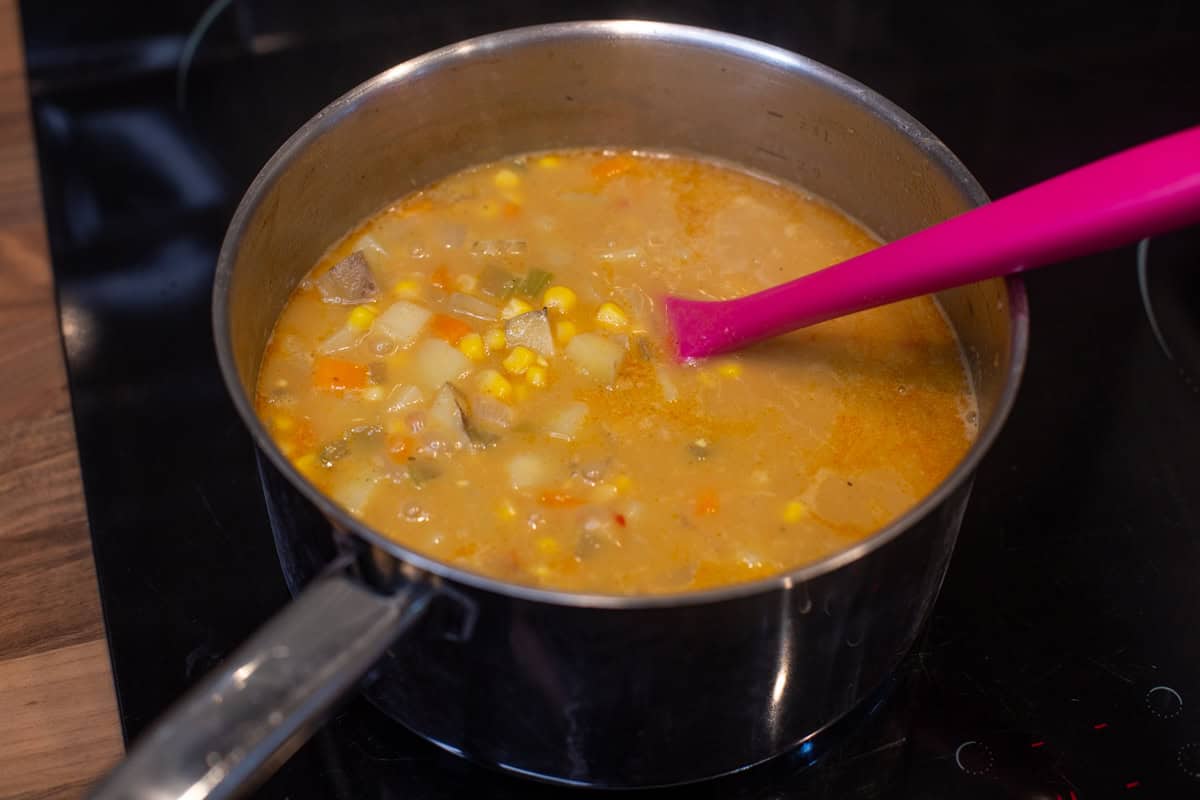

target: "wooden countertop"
[0,1,124,797]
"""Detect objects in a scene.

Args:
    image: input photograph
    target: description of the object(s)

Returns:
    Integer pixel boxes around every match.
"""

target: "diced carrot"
[385,434,412,464]
[694,488,720,516]
[312,357,368,392]
[428,313,473,344]
[537,490,585,508]
[501,201,522,218]
[430,265,452,290]
[591,154,636,181]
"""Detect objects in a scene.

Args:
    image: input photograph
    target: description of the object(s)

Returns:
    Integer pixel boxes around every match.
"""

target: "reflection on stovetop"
[21,0,1200,796]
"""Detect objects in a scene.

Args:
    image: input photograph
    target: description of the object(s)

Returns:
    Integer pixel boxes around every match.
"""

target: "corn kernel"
[484,327,507,352]
[363,386,385,402]
[783,499,809,524]
[272,414,295,433]
[536,355,549,367]
[347,304,378,331]
[385,416,408,435]
[554,320,577,345]
[531,564,551,578]
[535,537,560,556]
[514,383,530,403]
[494,168,521,189]
[293,453,321,481]
[497,498,517,521]
[458,332,485,361]
[614,474,633,493]
[525,365,548,387]
[590,483,619,503]
[454,273,478,293]
[501,297,534,319]
[543,286,577,315]
[392,279,421,298]
[477,369,513,401]
[717,361,743,379]
[502,346,536,375]
[536,155,561,169]
[595,301,629,330]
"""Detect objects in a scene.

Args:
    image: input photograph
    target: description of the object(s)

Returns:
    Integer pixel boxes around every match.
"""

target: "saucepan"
[89,20,1027,799]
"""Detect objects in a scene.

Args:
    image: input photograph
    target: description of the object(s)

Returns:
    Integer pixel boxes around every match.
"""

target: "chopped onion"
[654,364,679,403]
[597,246,642,262]
[448,292,500,322]
[471,239,526,257]
[470,394,515,432]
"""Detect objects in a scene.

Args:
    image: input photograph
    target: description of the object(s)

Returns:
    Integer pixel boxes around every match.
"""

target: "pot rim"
[213,19,1029,610]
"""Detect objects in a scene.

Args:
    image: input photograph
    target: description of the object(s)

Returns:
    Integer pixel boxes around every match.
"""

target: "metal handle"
[88,565,435,800]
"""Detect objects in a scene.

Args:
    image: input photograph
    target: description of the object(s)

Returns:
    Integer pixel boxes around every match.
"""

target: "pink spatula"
[665,125,1200,359]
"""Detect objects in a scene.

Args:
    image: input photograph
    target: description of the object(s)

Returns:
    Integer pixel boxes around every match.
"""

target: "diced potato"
[428,384,470,448]
[507,453,549,490]
[565,333,625,385]
[330,467,378,515]
[411,338,472,389]
[545,401,589,441]
[373,300,432,346]
[504,308,555,357]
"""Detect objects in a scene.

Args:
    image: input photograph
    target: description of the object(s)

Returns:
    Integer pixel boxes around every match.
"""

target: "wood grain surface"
[0,1,124,797]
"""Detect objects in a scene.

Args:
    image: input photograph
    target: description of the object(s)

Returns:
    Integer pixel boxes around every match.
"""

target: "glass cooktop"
[23,0,1200,796]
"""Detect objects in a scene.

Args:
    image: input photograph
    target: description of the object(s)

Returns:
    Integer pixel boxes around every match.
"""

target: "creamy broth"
[256,150,976,594]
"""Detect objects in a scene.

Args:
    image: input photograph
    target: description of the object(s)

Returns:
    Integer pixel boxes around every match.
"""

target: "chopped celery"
[518,268,554,298]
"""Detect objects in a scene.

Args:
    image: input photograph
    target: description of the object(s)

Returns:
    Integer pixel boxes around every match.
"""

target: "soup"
[256,150,976,595]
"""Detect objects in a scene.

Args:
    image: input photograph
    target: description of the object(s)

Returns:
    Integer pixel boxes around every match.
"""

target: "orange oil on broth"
[256,150,977,595]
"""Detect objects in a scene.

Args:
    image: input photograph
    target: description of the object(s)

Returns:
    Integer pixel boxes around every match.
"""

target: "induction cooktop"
[23,0,1200,796]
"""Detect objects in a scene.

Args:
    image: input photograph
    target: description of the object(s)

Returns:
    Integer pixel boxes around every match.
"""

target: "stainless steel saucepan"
[89,20,1027,799]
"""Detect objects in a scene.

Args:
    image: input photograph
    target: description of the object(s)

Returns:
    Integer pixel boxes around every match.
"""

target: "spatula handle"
[670,125,1200,358]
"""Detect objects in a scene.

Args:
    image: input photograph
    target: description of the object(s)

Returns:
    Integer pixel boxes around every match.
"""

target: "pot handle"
[87,564,436,800]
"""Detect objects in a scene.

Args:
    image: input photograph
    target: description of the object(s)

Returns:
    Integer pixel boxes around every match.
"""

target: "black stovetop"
[23,1,1200,796]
